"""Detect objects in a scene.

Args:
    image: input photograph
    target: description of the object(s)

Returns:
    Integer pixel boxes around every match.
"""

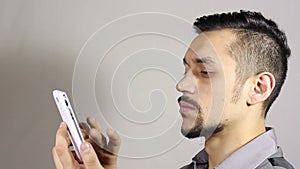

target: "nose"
[176,72,195,94]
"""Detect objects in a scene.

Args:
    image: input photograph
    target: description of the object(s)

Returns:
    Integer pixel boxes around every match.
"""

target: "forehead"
[185,30,236,66]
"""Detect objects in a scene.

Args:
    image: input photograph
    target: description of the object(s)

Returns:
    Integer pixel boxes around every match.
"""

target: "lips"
[179,101,196,113]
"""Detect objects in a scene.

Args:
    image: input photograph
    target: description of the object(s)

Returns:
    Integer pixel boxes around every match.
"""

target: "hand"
[52,122,103,169]
[52,120,120,169]
[81,117,121,169]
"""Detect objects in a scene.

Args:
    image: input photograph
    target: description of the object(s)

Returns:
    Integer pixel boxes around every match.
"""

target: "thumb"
[80,142,104,169]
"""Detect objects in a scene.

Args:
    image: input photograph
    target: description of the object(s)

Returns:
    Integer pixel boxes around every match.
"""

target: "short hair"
[193,10,291,117]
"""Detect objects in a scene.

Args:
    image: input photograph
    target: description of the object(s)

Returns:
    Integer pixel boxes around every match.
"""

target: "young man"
[52,10,294,169]
[177,10,293,169]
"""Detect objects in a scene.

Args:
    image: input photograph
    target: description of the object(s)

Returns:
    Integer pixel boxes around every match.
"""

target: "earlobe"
[247,72,275,106]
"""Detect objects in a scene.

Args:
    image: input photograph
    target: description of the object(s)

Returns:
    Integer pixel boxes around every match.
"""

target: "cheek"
[198,77,228,124]
[220,84,248,125]
[195,79,213,111]
[220,102,242,127]
[223,67,238,102]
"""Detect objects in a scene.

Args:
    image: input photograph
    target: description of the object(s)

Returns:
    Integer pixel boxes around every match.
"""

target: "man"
[52,10,294,169]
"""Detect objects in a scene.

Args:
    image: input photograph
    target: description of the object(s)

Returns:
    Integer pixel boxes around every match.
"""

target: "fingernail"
[81,142,91,153]
[59,122,64,128]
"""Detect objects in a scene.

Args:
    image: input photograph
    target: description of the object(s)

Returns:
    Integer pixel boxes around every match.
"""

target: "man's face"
[176,30,244,139]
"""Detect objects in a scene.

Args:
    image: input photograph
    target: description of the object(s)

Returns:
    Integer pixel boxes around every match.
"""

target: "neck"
[204,120,266,169]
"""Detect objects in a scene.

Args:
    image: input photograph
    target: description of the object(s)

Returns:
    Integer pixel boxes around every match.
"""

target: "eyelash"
[183,68,215,78]
[200,71,214,78]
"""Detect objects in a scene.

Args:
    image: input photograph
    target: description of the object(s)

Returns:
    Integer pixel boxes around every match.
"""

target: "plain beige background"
[0,0,299,168]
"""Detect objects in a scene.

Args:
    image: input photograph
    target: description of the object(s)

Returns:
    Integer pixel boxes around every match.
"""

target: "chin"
[181,128,202,139]
[181,122,224,139]
[181,122,202,139]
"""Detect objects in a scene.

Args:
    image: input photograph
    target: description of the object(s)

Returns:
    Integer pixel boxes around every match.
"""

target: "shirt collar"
[192,149,208,165]
[192,128,278,169]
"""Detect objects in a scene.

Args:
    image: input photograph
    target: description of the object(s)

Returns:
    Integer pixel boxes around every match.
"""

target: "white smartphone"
[52,90,84,161]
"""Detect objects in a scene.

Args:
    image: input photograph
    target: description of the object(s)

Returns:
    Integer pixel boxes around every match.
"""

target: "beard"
[181,118,224,139]
[178,95,224,139]
[181,115,204,138]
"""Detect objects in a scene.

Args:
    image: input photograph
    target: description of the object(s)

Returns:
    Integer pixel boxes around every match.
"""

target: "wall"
[0,0,299,168]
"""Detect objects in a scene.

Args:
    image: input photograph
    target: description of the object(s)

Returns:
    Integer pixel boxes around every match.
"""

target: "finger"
[52,147,63,169]
[87,117,102,134]
[86,117,107,148]
[81,128,89,140]
[54,145,78,169]
[55,122,78,168]
[80,142,104,169]
[80,122,105,153]
[80,122,91,135]
[89,128,107,149]
[106,128,121,155]
[55,122,71,147]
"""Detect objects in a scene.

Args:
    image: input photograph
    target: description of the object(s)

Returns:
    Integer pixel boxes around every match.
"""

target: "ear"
[247,72,276,106]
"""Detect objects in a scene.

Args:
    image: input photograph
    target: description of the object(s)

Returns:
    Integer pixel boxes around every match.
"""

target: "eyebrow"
[183,57,215,65]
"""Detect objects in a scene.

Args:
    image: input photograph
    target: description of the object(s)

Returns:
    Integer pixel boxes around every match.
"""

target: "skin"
[52,29,276,169]
[52,117,121,169]
[176,29,275,168]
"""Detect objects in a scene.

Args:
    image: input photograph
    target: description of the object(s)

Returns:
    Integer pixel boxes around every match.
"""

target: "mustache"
[178,95,201,112]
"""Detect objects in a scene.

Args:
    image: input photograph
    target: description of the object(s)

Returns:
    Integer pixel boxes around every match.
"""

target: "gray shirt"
[180,128,294,169]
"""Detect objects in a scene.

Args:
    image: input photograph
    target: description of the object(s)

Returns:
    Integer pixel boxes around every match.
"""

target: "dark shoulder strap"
[268,157,294,169]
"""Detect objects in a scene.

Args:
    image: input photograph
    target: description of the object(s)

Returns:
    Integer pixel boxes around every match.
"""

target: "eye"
[200,71,215,78]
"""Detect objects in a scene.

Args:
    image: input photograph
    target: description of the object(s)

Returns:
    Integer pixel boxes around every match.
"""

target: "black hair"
[193,10,291,116]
